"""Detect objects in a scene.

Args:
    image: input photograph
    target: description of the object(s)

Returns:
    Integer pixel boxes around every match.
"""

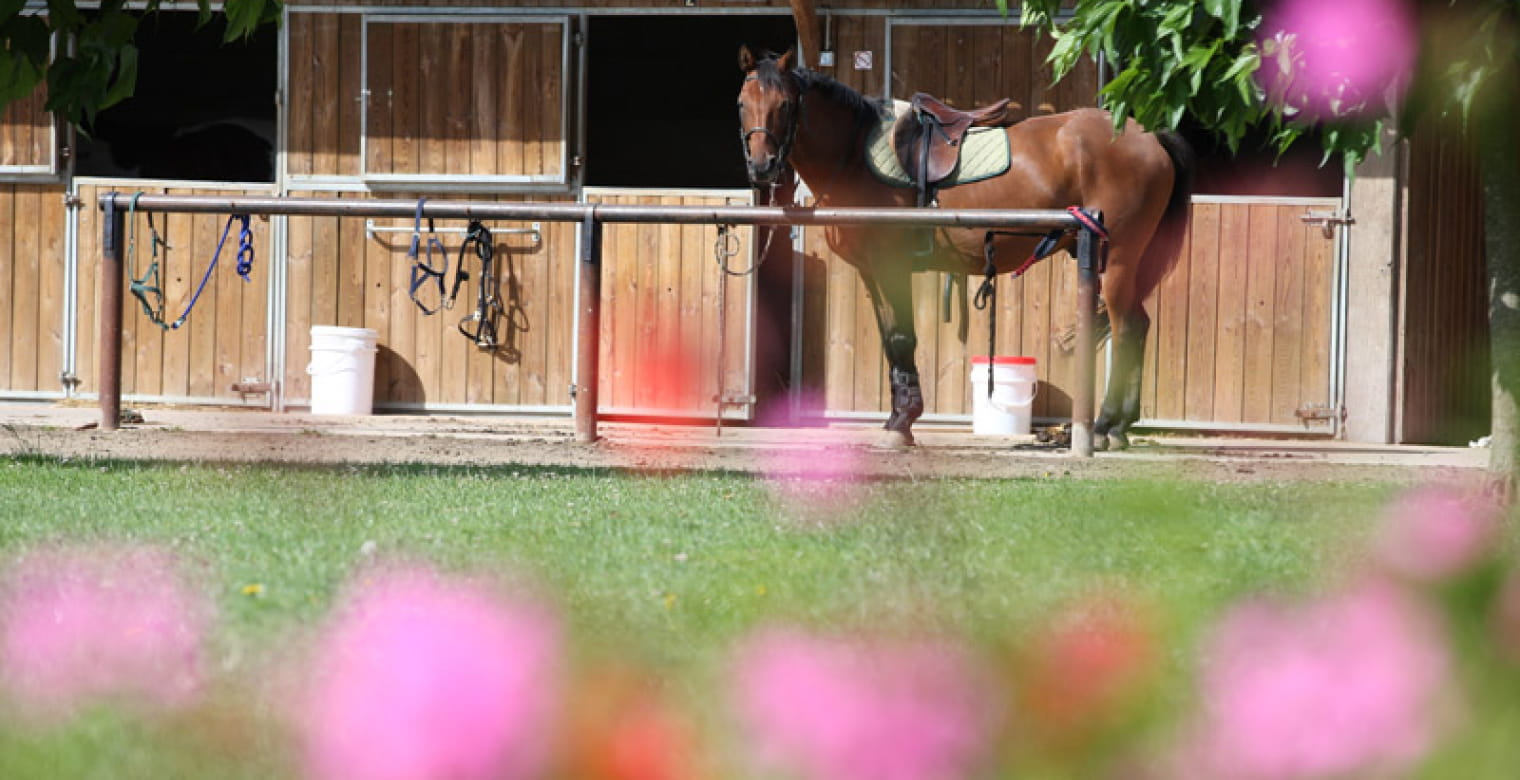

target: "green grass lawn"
[0,456,1432,777]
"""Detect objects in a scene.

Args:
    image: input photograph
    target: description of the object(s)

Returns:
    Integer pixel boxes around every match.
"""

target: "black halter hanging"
[407,198,450,315]
[453,221,500,350]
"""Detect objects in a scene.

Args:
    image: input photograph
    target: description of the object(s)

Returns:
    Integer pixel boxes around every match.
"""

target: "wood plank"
[285,200,314,402]
[1242,204,1279,422]
[312,14,341,176]
[678,211,705,412]
[239,207,269,397]
[1152,206,1193,420]
[386,201,418,404]
[418,23,447,178]
[34,183,64,393]
[441,197,471,406]
[470,26,499,177]
[1301,217,1335,409]
[1184,203,1221,421]
[540,22,563,177]
[187,210,218,399]
[391,23,420,176]
[287,14,314,176]
[498,25,526,176]
[632,199,659,410]
[445,23,471,177]
[655,196,683,410]
[1211,204,1250,423]
[1270,205,1308,424]
[723,203,751,407]
[74,185,97,393]
[214,210,244,401]
[337,14,362,176]
[363,203,392,404]
[522,24,545,176]
[10,186,39,390]
[365,22,394,176]
[544,213,572,409]
[0,187,14,386]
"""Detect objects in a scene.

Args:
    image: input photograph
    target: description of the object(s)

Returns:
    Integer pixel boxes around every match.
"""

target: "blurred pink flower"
[1258,0,1419,120]
[731,628,994,780]
[0,544,210,718]
[1375,484,1500,582]
[1183,581,1451,778]
[301,568,560,780]
[755,435,870,523]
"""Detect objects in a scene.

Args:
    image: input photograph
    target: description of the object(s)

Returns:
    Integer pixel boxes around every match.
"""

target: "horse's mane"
[753,53,890,126]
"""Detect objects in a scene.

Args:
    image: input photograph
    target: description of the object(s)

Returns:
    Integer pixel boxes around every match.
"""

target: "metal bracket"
[62,193,83,209]
[1300,210,1354,238]
[231,378,275,402]
[1294,404,1341,427]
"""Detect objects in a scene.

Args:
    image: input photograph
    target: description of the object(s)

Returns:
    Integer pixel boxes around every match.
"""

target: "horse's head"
[737,45,801,186]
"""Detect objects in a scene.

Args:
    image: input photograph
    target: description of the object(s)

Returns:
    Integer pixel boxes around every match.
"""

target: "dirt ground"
[0,400,1489,486]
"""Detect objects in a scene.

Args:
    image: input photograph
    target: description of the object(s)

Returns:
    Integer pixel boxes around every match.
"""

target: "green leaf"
[100,44,137,111]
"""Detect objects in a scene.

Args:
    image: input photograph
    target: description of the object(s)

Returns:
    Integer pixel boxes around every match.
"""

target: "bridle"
[739,72,803,195]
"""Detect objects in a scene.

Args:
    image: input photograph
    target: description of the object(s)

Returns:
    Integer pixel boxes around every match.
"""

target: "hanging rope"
[407,197,449,315]
[975,206,1110,398]
[126,197,252,331]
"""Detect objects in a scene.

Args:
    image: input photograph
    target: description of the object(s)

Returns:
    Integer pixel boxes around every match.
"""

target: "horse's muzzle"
[747,160,783,185]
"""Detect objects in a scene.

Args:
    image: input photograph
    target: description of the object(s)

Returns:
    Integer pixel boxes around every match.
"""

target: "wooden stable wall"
[587,191,754,418]
[73,182,274,402]
[0,184,66,396]
[281,191,577,409]
[1140,198,1339,427]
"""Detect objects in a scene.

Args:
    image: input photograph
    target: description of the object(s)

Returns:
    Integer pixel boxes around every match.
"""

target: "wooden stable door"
[1141,196,1342,432]
[584,189,756,421]
[74,182,275,404]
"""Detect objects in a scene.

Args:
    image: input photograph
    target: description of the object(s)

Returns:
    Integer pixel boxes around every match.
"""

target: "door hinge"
[1299,210,1354,238]
[62,193,83,209]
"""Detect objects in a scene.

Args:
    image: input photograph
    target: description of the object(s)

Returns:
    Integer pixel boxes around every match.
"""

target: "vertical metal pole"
[99,194,125,432]
[575,215,603,443]
[1072,223,1098,457]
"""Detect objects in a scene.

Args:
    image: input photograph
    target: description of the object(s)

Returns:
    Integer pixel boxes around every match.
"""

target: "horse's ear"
[777,47,797,72]
[739,45,755,72]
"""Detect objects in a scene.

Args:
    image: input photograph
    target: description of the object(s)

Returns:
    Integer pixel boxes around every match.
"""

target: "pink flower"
[1258,0,1419,120]
[1375,485,1500,582]
[754,432,870,523]
[731,628,994,780]
[301,567,560,780]
[0,544,210,718]
[1183,581,1452,778]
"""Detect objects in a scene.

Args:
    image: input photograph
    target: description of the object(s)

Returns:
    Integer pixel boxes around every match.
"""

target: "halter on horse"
[737,47,1194,450]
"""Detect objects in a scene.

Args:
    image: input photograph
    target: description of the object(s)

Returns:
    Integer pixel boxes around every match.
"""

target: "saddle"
[894,93,1014,206]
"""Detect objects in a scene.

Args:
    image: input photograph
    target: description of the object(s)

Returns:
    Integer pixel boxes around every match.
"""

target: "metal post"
[575,215,603,443]
[1072,221,1099,457]
[99,194,125,432]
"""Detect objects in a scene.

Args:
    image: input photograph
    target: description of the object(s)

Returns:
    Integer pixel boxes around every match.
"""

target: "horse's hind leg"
[863,269,923,447]
[1096,305,1149,451]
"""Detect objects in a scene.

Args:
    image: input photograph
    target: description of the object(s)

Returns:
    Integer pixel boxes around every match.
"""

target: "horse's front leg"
[863,270,923,447]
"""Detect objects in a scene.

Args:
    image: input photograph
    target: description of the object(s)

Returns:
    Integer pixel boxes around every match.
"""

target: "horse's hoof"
[1093,434,1110,452]
[879,429,916,449]
[1107,431,1131,451]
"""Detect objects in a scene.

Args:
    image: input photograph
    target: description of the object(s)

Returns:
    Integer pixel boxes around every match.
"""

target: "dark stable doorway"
[75,12,277,182]
[586,15,795,188]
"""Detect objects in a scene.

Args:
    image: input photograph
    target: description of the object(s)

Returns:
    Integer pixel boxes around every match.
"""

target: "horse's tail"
[1139,129,1196,293]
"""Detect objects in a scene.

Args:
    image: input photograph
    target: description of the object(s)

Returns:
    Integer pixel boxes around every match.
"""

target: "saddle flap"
[894,93,1017,187]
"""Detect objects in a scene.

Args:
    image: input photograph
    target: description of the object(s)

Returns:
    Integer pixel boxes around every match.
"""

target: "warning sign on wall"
[853,51,873,71]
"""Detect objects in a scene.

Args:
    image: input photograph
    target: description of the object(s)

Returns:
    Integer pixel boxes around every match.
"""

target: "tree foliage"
[0,0,280,128]
[1015,0,1518,171]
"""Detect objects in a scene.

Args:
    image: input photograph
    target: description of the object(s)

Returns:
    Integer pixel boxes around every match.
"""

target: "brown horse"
[738,47,1194,450]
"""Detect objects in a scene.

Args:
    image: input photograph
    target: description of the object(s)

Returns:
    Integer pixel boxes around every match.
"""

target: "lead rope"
[976,207,1111,399]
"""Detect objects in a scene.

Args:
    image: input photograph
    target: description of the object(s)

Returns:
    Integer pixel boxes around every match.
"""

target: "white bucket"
[969,356,1038,435]
[307,326,379,415]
